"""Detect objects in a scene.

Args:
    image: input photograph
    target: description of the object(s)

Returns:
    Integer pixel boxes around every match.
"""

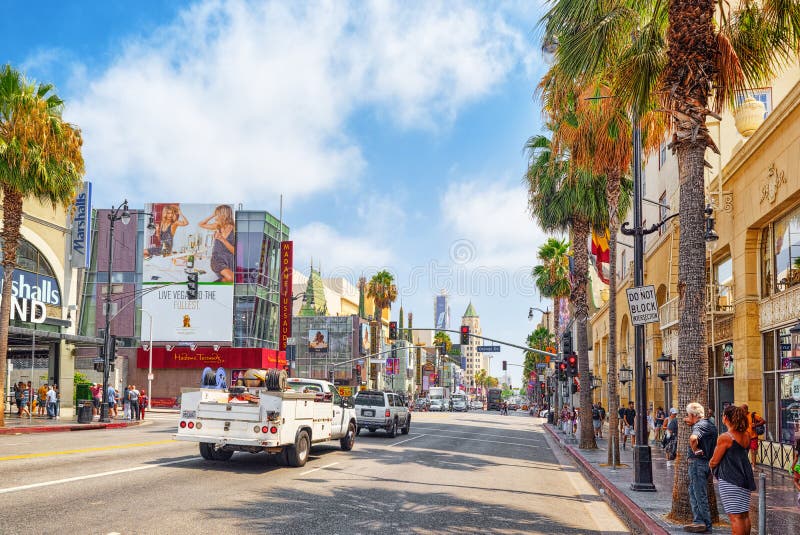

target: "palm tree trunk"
[663,0,717,522]
[669,142,712,522]
[606,174,621,465]
[0,187,23,428]
[572,216,596,449]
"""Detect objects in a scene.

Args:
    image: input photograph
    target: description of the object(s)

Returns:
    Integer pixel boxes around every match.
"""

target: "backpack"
[752,412,766,435]
[592,407,600,419]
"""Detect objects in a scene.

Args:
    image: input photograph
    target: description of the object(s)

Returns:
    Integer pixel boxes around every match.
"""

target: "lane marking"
[411,426,543,443]
[409,432,538,447]
[0,439,175,461]
[300,462,339,476]
[0,457,197,494]
[388,434,426,447]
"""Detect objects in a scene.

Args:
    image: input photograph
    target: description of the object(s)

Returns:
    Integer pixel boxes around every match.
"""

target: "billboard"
[308,329,329,352]
[69,181,92,269]
[360,323,370,355]
[142,203,235,342]
[435,294,449,330]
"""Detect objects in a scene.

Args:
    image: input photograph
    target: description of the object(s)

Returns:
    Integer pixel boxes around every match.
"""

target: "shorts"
[92,398,100,408]
[592,420,601,429]
[749,438,758,451]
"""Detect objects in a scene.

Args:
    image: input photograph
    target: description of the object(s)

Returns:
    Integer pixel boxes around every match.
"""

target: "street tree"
[433,331,452,355]
[0,65,84,427]
[532,237,571,337]
[541,0,800,519]
[366,269,397,340]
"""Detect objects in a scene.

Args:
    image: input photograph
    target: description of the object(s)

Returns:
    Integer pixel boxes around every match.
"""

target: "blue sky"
[4,0,553,381]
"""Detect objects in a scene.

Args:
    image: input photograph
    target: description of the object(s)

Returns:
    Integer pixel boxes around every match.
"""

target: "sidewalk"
[0,412,145,435]
[544,423,800,534]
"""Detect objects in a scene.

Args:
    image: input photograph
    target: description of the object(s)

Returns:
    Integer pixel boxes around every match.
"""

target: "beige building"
[461,303,487,391]
[589,63,800,464]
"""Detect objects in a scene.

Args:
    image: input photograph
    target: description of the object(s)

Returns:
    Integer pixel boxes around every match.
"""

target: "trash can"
[77,400,93,424]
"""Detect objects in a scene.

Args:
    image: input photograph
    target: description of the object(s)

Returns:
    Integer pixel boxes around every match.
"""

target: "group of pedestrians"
[88,383,148,420]
[11,381,59,418]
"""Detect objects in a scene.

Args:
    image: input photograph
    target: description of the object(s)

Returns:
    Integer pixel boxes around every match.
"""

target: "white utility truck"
[175,371,357,467]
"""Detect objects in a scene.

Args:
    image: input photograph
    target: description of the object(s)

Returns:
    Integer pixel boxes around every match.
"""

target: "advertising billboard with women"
[142,203,235,342]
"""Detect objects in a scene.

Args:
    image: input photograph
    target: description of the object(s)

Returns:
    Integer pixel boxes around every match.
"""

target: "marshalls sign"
[626,285,659,326]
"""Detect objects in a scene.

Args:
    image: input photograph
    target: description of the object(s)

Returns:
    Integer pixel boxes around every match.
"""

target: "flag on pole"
[591,228,610,284]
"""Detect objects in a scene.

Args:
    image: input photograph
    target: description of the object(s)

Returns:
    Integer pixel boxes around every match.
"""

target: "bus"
[487,388,503,411]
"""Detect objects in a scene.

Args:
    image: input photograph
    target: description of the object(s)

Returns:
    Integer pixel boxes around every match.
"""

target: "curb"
[0,420,143,435]
[544,423,669,535]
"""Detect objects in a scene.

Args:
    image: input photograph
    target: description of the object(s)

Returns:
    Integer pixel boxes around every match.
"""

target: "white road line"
[0,457,197,494]
[412,426,543,443]
[388,434,426,447]
[300,462,339,476]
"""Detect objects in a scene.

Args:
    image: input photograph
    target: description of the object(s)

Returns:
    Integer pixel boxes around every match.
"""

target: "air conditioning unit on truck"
[175,369,357,467]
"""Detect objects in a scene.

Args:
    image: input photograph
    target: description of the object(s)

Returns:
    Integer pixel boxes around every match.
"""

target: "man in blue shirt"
[683,402,718,533]
[107,385,117,419]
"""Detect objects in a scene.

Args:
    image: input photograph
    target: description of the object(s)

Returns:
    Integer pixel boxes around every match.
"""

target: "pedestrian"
[655,406,665,443]
[37,383,48,416]
[791,436,800,506]
[107,384,117,419]
[598,404,606,438]
[129,385,140,420]
[45,384,57,419]
[740,403,766,470]
[618,402,626,444]
[592,404,602,438]
[18,382,31,418]
[123,385,131,420]
[561,404,570,433]
[140,390,148,420]
[709,404,756,535]
[54,384,60,419]
[684,401,718,534]
[14,382,23,416]
[647,408,656,445]
[622,401,636,449]
[663,408,679,461]
[90,383,101,416]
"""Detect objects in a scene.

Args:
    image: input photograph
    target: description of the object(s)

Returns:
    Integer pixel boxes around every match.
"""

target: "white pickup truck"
[175,375,357,467]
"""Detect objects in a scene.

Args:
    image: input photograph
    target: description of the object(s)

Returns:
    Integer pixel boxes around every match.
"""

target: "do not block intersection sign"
[625,285,659,326]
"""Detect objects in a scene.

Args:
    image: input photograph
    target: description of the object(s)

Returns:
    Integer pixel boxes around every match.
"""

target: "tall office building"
[434,291,450,330]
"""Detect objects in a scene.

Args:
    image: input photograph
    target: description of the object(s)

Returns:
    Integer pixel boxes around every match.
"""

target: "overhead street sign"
[477,345,501,352]
[536,363,547,369]
[626,284,659,326]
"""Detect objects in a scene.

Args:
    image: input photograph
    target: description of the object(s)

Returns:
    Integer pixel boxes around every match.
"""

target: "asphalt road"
[0,410,628,534]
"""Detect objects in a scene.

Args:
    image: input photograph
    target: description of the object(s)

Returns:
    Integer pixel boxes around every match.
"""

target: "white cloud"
[291,221,393,278]
[61,0,527,206]
[441,178,548,271]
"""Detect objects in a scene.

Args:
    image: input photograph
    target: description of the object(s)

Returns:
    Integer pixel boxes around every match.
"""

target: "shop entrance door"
[716,377,735,433]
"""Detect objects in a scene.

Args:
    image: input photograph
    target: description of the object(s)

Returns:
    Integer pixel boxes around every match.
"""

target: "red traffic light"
[558,362,567,371]
[567,355,577,366]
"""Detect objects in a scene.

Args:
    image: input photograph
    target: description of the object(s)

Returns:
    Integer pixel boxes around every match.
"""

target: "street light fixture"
[619,364,633,386]
[656,352,676,410]
[100,200,132,422]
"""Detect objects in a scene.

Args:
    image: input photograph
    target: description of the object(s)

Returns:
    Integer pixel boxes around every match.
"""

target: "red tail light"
[179,421,187,428]
[385,409,391,417]
[262,426,269,433]
[187,421,195,429]
[270,426,278,434]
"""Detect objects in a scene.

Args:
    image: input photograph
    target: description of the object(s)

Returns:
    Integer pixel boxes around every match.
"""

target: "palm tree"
[526,131,627,449]
[366,269,398,342]
[525,326,555,399]
[0,65,84,427]
[542,0,800,519]
[433,331,452,355]
[473,368,489,400]
[532,237,571,336]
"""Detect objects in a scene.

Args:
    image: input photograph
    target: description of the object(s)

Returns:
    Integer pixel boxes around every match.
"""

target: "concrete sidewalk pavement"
[545,422,800,534]
[0,412,145,435]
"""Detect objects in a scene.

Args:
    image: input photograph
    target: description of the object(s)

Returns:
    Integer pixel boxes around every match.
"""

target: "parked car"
[469,400,484,410]
[414,398,429,411]
[354,390,410,437]
[452,398,468,412]
[508,402,519,411]
[428,398,446,412]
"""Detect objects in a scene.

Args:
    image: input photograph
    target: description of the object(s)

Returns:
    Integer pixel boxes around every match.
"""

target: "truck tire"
[340,421,356,451]
[199,442,233,461]
[264,369,288,391]
[386,418,397,438]
[286,429,311,467]
[401,414,411,435]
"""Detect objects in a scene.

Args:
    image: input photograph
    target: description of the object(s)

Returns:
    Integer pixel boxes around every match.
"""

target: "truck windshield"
[354,393,384,406]
[287,382,324,393]
[429,395,443,400]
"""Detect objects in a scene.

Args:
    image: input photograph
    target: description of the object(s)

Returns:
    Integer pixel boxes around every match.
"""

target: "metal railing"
[756,439,794,471]
[659,297,679,329]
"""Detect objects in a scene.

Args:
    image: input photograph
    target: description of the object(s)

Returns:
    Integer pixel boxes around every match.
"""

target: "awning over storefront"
[137,346,286,370]
[8,325,103,347]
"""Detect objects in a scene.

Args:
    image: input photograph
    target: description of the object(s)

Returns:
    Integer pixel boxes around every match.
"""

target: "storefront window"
[763,332,775,372]
[714,257,733,310]
[761,227,772,297]
[779,327,797,370]
[778,371,800,444]
[773,205,800,291]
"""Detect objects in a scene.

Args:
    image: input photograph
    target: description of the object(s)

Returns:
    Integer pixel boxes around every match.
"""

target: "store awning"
[8,325,103,347]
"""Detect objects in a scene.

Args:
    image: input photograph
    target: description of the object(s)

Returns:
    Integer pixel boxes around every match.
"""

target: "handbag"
[752,412,766,435]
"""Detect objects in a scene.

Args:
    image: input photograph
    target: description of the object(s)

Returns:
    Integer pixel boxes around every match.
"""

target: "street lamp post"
[141,310,154,408]
[100,201,131,423]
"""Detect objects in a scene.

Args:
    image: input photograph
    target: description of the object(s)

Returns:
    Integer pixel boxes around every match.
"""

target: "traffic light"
[558,360,568,381]
[566,353,578,377]
[562,331,572,355]
[389,321,398,339]
[502,360,507,371]
[439,342,447,356]
[355,364,362,377]
[460,325,470,345]
[187,271,199,300]
[108,335,117,363]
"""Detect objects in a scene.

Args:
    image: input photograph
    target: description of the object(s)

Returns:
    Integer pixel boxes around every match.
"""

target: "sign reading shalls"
[626,285,659,326]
